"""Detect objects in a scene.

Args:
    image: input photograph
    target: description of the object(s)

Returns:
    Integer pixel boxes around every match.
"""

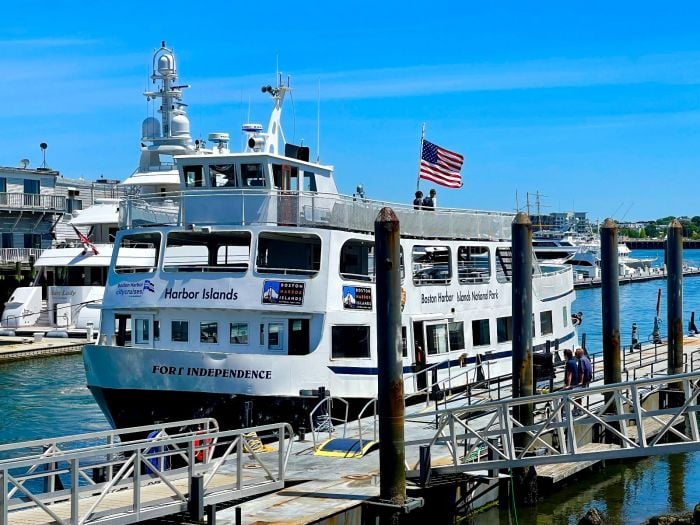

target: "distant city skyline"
[0,2,698,222]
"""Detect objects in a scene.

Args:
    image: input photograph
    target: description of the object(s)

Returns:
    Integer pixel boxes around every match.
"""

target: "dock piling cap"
[513,212,531,225]
[601,218,617,230]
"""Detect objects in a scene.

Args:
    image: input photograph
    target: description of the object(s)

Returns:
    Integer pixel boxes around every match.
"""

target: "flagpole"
[416,123,425,191]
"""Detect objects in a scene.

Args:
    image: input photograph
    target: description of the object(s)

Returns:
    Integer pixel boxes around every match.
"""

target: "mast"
[416,123,425,191]
[143,41,192,144]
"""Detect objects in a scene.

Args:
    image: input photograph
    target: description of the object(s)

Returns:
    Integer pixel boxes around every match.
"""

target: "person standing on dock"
[564,348,578,388]
[576,348,592,387]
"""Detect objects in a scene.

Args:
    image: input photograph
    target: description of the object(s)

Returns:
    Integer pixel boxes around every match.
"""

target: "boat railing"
[0,248,44,264]
[119,189,515,241]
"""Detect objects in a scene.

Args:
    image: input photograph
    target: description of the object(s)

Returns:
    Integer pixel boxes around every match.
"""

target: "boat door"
[274,164,299,225]
[133,314,154,348]
[413,319,449,390]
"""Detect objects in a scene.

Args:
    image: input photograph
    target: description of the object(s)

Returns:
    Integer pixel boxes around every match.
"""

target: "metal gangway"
[406,371,700,478]
[1,418,293,525]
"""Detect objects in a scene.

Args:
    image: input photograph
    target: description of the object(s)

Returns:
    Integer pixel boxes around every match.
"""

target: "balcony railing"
[119,189,516,241]
[0,193,66,212]
[0,248,44,264]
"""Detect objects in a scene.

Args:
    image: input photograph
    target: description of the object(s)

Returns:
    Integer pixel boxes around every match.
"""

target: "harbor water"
[1,249,699,523]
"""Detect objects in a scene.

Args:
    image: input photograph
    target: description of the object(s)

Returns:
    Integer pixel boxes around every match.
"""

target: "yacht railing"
[0,248,43,264]
[119,190,515,241]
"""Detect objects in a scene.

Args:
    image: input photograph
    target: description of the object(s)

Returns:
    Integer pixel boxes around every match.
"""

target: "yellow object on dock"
[314,438,377,458]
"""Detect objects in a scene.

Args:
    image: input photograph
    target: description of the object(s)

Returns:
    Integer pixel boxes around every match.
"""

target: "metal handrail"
[120,188,515,241]
[309,396,349,451]
[1,419,293,525]
[405,371,700,476]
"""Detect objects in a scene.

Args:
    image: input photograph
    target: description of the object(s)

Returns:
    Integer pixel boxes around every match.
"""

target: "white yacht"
[1,42,209,334]
[83,80,578,431]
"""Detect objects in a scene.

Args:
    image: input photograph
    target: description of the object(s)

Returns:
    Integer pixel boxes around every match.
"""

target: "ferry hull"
[89,385,328,431]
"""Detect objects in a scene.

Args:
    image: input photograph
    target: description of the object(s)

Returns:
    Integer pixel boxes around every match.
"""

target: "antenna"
[316,79,321,163]
[39,143,48,169]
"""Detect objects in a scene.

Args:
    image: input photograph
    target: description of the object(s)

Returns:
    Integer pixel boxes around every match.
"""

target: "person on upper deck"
[422,188,437,210]
[413,190,423,209]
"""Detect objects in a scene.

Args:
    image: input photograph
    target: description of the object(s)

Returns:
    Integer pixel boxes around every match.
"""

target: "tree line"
[619,216,700,239]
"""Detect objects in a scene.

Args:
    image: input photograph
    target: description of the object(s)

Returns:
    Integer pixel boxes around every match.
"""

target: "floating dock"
[0,335,85,362]
[574,265,700,289]
[4,336,700,525]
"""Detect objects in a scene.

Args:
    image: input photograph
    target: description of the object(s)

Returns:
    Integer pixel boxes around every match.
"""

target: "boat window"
[257,232,321,275]
[154,320,160,342]
[172,320,189,342]
[472,319,491,347]
[457,246,490,284]
[540,311,553,336]
[497,316,512,343]
[163,231,251,273]
[448,321,465,351]
[184,165,205,188]
[412,245,451,285]
[331,326,370,358]
[209,164,238,188]
[201,322,218,343]
[134,318,150,344]
[241,163,266,187]
[426,322,449,355]
[259,323,265,346]
[303,171,318,192]
[495,247,513,283]
[268,322,284,350]
[288,319,310,355]
[114,232,161,274]
[563,306,568,328]
[230,323,248,344]
[340,240,374,282]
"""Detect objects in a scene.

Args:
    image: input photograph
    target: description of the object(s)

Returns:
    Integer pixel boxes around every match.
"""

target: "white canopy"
[70,201,119,226]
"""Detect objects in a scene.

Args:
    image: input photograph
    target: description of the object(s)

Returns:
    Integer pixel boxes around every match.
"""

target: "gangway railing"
[405,371,700,478]
[1,419,293,525]
[309,396,349,451]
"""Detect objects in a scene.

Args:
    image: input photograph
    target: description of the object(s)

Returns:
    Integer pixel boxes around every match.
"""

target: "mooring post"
[375,207,406,519]
[667,219,684,398]
[512,212,534,433]
[511,212,537,504]
[601,219,621,387]
[189,474,204,522]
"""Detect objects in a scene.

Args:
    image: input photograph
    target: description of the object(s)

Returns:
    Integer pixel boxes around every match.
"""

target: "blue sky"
[1,2,699,222]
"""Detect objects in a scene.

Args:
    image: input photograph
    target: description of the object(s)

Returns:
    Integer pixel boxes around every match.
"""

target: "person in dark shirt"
[564,348,578,388]
[422,188,437,210]
[413,190,423,209]
[576,348,592,387]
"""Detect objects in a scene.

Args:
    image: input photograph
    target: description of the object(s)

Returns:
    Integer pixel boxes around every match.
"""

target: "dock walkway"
[5,338,700,525]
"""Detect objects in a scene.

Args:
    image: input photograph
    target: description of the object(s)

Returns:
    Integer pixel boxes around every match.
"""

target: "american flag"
[71,224,99,255]
[419,139,464,188]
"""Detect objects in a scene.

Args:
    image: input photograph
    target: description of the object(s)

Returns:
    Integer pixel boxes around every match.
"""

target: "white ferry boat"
[84,80,578,431]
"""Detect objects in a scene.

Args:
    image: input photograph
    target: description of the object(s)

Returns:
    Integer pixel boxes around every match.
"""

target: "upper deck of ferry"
[119,148,515,242]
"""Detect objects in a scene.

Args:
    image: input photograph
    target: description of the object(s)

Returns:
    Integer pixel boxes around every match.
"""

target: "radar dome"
[157,53,175,75]
[142,117,161,139]
[171,113,191,138]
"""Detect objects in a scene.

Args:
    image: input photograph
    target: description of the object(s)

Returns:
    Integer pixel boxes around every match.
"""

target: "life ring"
[194,433,214,462]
